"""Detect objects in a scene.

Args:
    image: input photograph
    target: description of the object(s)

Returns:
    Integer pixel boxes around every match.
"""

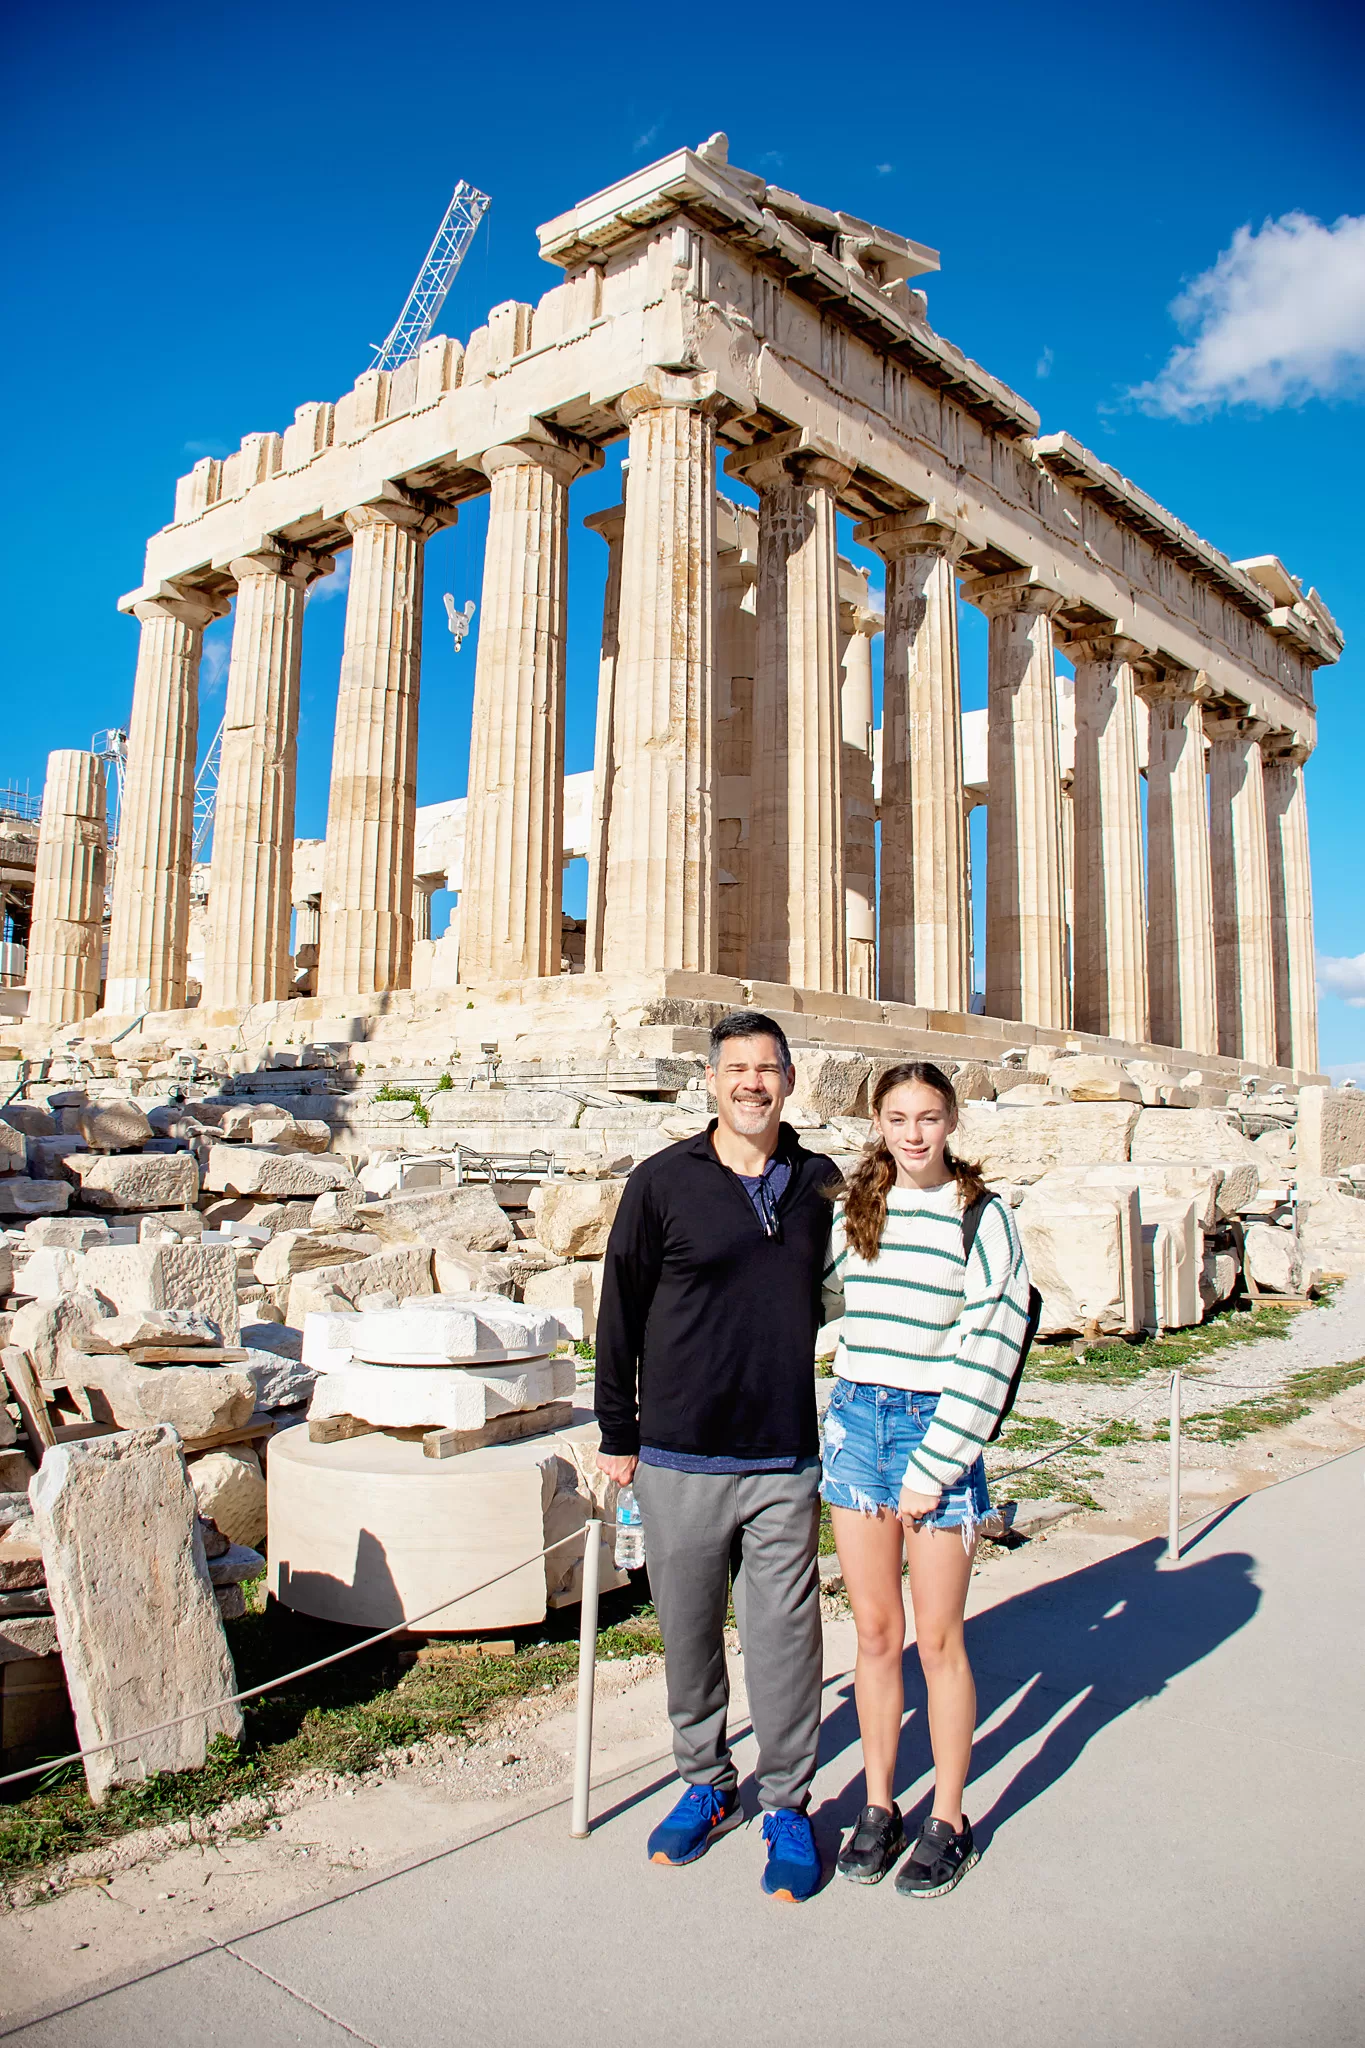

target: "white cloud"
[875,162,894,176]
[183,437,229,459]
[1317,952,1365,1007]
[633,125,659,153]
[1036,345,1054,379]
[306,552,350,606]
[1131,212,1365,417]
[198,631,230,698]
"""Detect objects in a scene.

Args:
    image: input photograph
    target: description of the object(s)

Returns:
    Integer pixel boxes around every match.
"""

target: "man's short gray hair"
[707,1010,793,1071]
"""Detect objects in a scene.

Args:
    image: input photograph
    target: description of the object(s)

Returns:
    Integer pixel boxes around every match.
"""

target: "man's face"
[706,1035,794,1140]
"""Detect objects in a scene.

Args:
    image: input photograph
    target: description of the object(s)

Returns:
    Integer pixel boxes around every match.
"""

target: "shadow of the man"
[811,1539,1260,1853]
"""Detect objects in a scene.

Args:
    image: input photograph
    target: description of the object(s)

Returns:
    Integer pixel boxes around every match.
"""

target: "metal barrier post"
[570,1518,603,1838]
[1164,1370,1182,1566]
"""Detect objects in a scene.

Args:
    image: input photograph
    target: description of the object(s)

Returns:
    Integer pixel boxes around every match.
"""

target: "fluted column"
[1143,673,1217,1055]
[1263,740,1319,1072]
[839,602,878,999]
[317,499,444,1001]
[969,578,1068,1027]
[106,585,227,1013]
[583,499,626,974]
[1208,712,1276,1066]
[860,517,970,1011]
[601,370,720,976]
[716,544,757,979]
[460,435,596,985]
[1064,633,1149,1042]
[201,547,329,1011]
[26,751,107,1026]
[727,434,850,993]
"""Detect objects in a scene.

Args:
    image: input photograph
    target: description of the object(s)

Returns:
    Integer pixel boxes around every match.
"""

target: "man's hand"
[598,1453,639,1487]
[899,1484,941,1531]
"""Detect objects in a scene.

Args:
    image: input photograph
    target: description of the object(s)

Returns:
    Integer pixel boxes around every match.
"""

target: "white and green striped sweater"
[821,1180,1033,1495]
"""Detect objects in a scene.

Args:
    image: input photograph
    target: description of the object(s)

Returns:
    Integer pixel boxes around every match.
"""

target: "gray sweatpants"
[633,1460,823,1813]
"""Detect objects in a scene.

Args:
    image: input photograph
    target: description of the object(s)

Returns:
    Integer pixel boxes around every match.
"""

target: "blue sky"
[5,0,1363,1063]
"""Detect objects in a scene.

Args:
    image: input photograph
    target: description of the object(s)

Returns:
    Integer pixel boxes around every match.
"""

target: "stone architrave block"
[954,1103,1140,1184]
[10,1289,116,1377]
[364,1185,513,1250]
[1016,1186,1144,1338]
[203,1145,357,1198]
[30,1425,242,1803]
[75,1101,154,1151]
[85,1358,257,1436]
[790,1051,870,1123]
[531,1179,625,1258]
[0,1178,70,1218]
[82,1242,241,1346]
[62,1151,201,1212]
[522,1260,597,1339]
[1296,1087,1365,1178]
[1049,1056,1142,1103]
[1129,1108,1259,1167]
[285,1245,434,1325]
[189,1447,268,1549]
[1243,1222,1306,1296]
[0,1123,26,1175]
[253,1229,383,1287]
[308,1353,574,1431]
[347,1295,562,1363]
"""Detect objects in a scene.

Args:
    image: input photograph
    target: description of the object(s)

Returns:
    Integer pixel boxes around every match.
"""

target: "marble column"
[26,750,107,1026]
[969,579,1068,1028]
[839,601,878,1000]
[583,499,626,974]
[460,435,595,985]
[1064,633,1149,1042]
[317,498,443,1001]
[412,877,436,944]
[201,547,329,1012]
[106,585,227,1013]
[1263,740,1319,1072]
[728,434,851,993]
[1143,674,1217,1055]
[1207,712,1277,1066]
[601,370,720,976]
[860,517,970,1012]
[716,545,758,980]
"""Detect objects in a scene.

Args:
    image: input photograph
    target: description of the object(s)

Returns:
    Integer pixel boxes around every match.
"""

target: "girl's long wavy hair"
[842,1061,989,1263]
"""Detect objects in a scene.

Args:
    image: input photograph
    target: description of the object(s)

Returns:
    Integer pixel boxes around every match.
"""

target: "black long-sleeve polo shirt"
[593,1122,840,1462]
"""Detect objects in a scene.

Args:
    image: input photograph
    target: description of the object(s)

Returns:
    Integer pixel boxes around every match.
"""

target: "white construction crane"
[191,717,224,861]
[369,180,490,373]
[90,728,128,849]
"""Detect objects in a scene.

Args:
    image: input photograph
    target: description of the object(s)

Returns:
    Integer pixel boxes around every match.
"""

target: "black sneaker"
[894,1815,979,1898]
[836,1803,907,1885]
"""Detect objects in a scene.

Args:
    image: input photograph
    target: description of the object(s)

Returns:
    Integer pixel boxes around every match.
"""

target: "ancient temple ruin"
[23,134,1342,1078]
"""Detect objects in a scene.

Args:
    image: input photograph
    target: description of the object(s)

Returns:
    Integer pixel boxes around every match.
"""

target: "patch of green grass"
[435,1072,455,1091]
[372,1083,430,1126]
[0,1579,661,1888]
[573,1338,595,1362]
[1029,1300,1312,1387]
[996,1414,1068,1451]
[1092,1418,1149,1447]
[818,1500,838,1556]
[1182,1356,1365,1444]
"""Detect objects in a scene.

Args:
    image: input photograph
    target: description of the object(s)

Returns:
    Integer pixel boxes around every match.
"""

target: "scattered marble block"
[254,1228,383,1287]
[84,1309,223,1353]
[242,1349,317,1410]
[308,1352,573,1431]
[955,1103,1141,1183]
[17,1246,83,1298]
[10,1290,116,1378]
[75,1101,154,1152]
[0,1179,70,1219]
[268,1411,625,1631]
[81,1358,256,1437]
[359,1158,444,1197]
[1138,1196,1202,1330]
[1048,1056,1143,1103]
[189,1447,267,1548]
[1129,1107,1259,1166]
[367,1184,513,1251]
[30,1425,242,1802]
[0,1123,26,1173]
[1016,1185,1144,1338]
[23,1216,110,1251]
[82,1241,241,1346]
[204,1145,356,1199]
[1296,1086,1365,1178]
[63,1151,200,1212]
[138,1209,204,1242]
[522,1261,595,1340]
[530,1180,625,1259]
[348,1295,564,1365]
[1244,1221,1309,1295]
[284,1245,434,1324]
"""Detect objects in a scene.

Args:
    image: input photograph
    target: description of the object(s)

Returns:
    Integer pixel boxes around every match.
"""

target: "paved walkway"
[6,1449,1363,2048]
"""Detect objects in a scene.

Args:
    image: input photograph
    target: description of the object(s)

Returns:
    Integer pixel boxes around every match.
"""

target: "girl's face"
[873,1081,957,1183]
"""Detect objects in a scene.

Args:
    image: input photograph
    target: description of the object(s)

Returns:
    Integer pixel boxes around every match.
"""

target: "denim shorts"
[820,1379,991,1532]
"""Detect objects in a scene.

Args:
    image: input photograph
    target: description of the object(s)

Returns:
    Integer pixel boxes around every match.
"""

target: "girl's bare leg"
[831,1505,907,1810]
[904,1521,977,1828]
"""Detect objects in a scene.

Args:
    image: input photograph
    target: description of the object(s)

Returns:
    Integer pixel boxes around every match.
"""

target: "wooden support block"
[2,1347,56,1453]
[125,1346,249,1365]
[308,1413,376,1446]
[415,1638,516,1664]
[176,1416,277,1455]
[423,1400,573,1460]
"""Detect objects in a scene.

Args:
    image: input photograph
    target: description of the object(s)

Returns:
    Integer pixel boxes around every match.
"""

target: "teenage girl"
[821,1060,1032,1896]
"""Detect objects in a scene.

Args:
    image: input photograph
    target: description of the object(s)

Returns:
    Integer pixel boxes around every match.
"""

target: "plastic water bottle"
[614,1485,645,1570]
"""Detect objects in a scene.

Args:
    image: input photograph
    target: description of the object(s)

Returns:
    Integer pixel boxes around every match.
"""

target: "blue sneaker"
[760,1808,821,1902]
[647,1783,742,1866]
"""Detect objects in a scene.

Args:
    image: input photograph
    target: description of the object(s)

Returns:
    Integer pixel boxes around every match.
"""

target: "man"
[595,1010,839,1903]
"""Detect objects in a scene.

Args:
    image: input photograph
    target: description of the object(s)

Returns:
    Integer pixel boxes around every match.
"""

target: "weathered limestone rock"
[242,1350,316,1409]
[522,1260,597,1339]
[1035,1160,1246,1231]
[189,1447,268,1549]
[531,1179,625,1258]
[253,1229,383,1287]
[285,1244,433,1324]
[23,1216,109,1250]
[954,1102,1140,1182]
[0,1123,27,1177]
[11,1290,115,1376]
[310,1187,364,1230]
[433,1239,517,1296]
[1297,1187,1365,1274]
[996,1082,1065,1106]
[358,1157,444,1197]
[30,1426,242,1802]
[204,1145,356,1198]
[308,1353,574,1431]
[1296,1087,1365,1178]
[1243,1222,1307,1296]
[24,1137,89,1182]
[2,1104,53,1139]
[253,1117,332,1154]
[1015,1184,1143,1337]
[365,1185,513,1251]
[63,1151,200,1212]
[1129,1108,1259,1167]
[1049,1056,1142,1104]
[82,1242,241,1346]
[75,1101,154,1152]
[790,1050,869,1123]
[1200,1247,1240,1310]
[88,1358,256,1436]
[17,1246,83,1298]
[0,1178,70,1218]
[949,1061,995,1103]
[84,1309,222,1352]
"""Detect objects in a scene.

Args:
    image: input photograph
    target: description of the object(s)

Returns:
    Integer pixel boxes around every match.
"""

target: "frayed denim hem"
[820,1481,892,1517]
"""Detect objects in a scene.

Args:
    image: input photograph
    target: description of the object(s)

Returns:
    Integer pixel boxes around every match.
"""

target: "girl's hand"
[899,1485,941,1529]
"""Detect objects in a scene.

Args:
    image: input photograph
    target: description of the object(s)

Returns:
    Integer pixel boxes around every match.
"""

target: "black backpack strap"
[960,1189,995,1264]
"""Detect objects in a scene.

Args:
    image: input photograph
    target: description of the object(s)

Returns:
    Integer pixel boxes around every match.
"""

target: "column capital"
[229,545,335,591]
[479,424,602,488]
[724,427,852,497]
[1260,728,1311,765]
[131,581,230,631]
[1133,661,1208,706]
[342,488,452,540]
[853,509,970,564]
[618,365,724,426]
[962,570,1066,621]
[839,600,882,639]
[583,502,627,546]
